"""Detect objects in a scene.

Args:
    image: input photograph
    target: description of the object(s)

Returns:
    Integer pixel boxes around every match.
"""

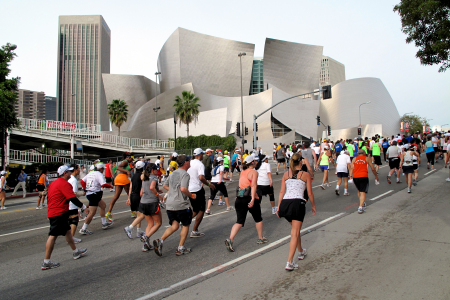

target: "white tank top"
[404,151,414,166]
[1,176,6,190]
[283,170,306,200]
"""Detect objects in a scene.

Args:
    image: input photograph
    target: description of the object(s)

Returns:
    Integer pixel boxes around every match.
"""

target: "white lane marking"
[369,190,394,201]
[136,213,346,300]
[424,169,436,176]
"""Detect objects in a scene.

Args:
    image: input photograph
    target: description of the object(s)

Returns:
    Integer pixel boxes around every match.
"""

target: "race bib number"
[86,179,94,189]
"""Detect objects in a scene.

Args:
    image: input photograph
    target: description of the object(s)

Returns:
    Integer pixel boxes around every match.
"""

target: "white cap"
[205,148,213,153]
[235,149,240,152]
[252,154,259,161]
[172,152,178,157]
[57,165,74,176]
[96,163,105,170]
[262,155,269,161]
[0,170,6,175]
[193,148,204,156]
[216,157,224,162]
[244,155,255,164]
[89,165,95,171]
[135,161,145,169]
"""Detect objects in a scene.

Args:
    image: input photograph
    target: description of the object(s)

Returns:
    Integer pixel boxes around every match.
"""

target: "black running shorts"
[139,202,160,216]
[189,187,206,213]
[353,177,369,193]
[49,212,70,236]
[234,196,262,226]
[257,185,274,196]
[86,191,103,207]
[166,208,192,226]
[68,209,79,226]
[209,182,228,199]
[278,198,306,223]
[373,155,382,166]
[130,193,140,212]
[388,158,400,170]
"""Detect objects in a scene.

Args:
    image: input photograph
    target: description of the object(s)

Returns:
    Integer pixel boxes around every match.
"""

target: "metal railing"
[9,149,91,166]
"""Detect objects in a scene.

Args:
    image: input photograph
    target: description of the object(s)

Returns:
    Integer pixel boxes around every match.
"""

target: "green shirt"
[372,143,381,156]
[112,166,118,174]
[320,153,329,166]
[347,144,354,157]
[224,155,230,168]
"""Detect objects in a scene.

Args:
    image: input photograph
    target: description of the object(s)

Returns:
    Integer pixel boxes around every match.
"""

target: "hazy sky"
[2,0,449,127]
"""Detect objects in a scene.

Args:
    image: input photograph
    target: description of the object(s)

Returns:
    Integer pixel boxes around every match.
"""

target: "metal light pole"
[238,52,246,151]
[359,101,371,127]
[154,72,161,140]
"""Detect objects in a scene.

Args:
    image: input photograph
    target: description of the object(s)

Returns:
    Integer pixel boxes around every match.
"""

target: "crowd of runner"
[21,130,450,271]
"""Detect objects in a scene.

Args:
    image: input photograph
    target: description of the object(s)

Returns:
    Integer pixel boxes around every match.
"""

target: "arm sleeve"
[80,180,86,189]
[68,197,84,208]
[101,183,113,188]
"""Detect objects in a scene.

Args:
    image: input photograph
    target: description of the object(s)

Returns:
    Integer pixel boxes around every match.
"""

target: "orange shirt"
[38,174,46,185]
[353,156,368,178]
[239,169,254,189]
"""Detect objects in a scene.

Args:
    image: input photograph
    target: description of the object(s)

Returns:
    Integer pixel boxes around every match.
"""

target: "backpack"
[212,165,221,176]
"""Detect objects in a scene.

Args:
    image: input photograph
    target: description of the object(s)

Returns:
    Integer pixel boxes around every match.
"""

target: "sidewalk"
[163,168,450,300]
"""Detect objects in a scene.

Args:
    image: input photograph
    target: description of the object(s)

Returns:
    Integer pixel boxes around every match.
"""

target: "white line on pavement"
[424,169,436,176]
[313,180,337,189]
[136,212,346,300]
[369,190,394,201]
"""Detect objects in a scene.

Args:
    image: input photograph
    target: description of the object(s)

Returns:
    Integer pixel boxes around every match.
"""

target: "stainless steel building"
[320,56,346,87]
[56,15,111,129]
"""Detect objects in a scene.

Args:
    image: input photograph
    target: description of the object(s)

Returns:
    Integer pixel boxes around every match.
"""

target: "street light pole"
[154,72,161,141]
[359,101,371,127]
[238,52,246,151]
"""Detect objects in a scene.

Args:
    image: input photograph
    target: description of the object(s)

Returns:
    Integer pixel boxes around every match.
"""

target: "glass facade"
[250,59,264,95]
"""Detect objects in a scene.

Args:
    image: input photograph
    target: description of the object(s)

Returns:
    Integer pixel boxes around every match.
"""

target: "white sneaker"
[226,206,235,211]
[298,248,307,260]
[73,237,82,244]
[205,209,211,215]
[358,207,364,214]
[446,178,450,182]
[285,261,299,271]
[320,184,325,190]
[407,188,411,193]
[0,207,7,210]
[218,201,225,206]
[272,207,277,215]
[136,230,145,239]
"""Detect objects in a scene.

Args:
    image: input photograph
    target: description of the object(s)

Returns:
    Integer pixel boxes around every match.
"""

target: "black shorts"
[388,158,400,170]
[68,209,79,226]
[231,162,240,173]
[278,198,306,223]
[130,193,141,211]
[86,191,103,206]
[368,150,372,156]
[277,158,286,163]
[166,208,192,226]
[413,163,419,171]
[373,155,382,166]
[209,182,228,199]
[402,165,415,174]
[49,212,70,236]
[234,196,262,227]
[139,202,160,216]
[189,188,206,213]
[37,184,45,192]
[105,177,112,183]
[257,185,274,196]
[337,172,349,178]
[353,177,369,193]
[335,151,341,157]
[224,167,229,172]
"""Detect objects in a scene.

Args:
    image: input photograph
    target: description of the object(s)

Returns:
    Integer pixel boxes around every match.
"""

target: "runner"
[79,163,114,235]
[223,150,230,179]
[349,149,379,214]
[188,148,215,238]
[431,133,439,163]
[277,152,316,271]
[206,156,233,214]
[230,149,241,182]
[411,139,421,185]
[273,143,277,160]
[41,165,89,270]
[335,150,352,196]
[153,155,194,256]
[257,155,276,214]
[106,152,134,221]
[36,169,48,209]
[67,164,86,244]
[276,144,287,175]
[334,140,343,158]
[168,152,178,175]
[400,145,420,193]
[104,159,114,192]
[425,136,436,170]
[387,141,402,184]
[445,137,450,181]
[316,146,335,189]
[370,138,382,173]
[124,160,145,237]
[382,139,390,162]
[225,155,267,252]
[0,171,6,210]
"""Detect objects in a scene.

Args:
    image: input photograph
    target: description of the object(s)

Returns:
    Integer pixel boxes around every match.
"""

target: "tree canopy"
[394,0,450,72]
[174,91,201,137]
[0,43,20,130]
[400,113,430,134]
[107,99,128,136]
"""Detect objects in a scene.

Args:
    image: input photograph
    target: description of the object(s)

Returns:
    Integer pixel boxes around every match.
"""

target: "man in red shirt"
[42,165,90,270]
[104,159,114,192]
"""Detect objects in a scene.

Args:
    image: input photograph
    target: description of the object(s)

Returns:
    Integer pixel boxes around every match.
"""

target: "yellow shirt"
[169,160,178,174]
[242,154,249,161]
[276,145,282,151]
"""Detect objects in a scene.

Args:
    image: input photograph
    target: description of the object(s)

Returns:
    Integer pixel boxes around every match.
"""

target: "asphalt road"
[0,155,447,300]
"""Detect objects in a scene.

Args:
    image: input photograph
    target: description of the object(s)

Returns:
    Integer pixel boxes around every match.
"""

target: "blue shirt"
[231,153,238,164]
[382,142,389,149]
[407,136,413,143]
[334,144,343,152]
[18,173,27,182]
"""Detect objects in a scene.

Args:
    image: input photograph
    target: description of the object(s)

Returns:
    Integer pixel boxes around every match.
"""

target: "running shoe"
[413,179,417,186]
[73,248,88,259]
[141,235,152,250]
[0,207,7,210]
[298,248,307,260]
[176,247,192,256]
[257,237,269,244]
[110,189,114,192]
[214,196,220,200]
[142,244,154,252]
[41,260,60,270]
[446,178,450,182]
[190,231,205,238]
[205,209,211,215]
[272,207,277,214]
[427,165,430,170]
[326,183,330,188]
[285,261,299,271]
[226,206,235,211]
[124,226,132,239]
[136,230,144,239]
[102,221,113,230]
[36,207,41,210]
[358,207,364,214]
[387,176,391,184]
[408,188,411,193]
[73,237,82,244]
[362,202,366,211]
[105,212,114,222]
[335,189,340,196]
[225,239,234,252]
[218,201,225,206]
[159,202,166,209]
[344,192,350,196]
[320,184,325,190]
[153,239,163,256]
[131,212,137,218]
[79,228,93,235]
[276,171,279,175]
[397,181,402,184]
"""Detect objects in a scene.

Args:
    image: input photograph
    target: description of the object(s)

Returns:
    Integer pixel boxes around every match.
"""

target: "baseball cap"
[235,149,240,152]
[135,161,145,169]
[89,165,95,171]
[96,163,105,170]
[216,157,224,162]
[193,148,204,156]
[244,155,255,164]
[262,155,269,161]
[205,148,213,153]
[0,170,6,175]
[57,165,74,176]
[172,152,178,157]
[224,150,228,154]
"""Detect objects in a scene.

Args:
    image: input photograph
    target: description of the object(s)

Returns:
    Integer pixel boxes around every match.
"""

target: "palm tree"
[174,91,201,137]
[107,99,128,136]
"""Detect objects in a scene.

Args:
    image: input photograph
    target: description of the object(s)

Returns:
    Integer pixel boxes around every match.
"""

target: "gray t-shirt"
[165,168,190,211]
[302,148,315,167]
[277,147,285,158]
[140,174,159,204]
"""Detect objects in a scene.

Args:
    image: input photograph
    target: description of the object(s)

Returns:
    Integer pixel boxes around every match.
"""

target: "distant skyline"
[1,0,449,127]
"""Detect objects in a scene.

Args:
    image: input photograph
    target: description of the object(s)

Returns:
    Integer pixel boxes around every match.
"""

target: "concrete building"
[56,15,111,128]
[44,96,56,120]
[15,89,45,120]
[320,56,345,87]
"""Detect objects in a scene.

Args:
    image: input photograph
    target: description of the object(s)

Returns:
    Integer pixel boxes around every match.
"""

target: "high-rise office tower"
[44,96,57,121]
[56,15,110,128]
[15,89,46,120]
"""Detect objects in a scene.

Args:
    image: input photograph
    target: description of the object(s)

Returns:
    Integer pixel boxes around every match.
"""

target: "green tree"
[174,91,201,137]
[0,43,20,168]
[107,99,128,136]
[400,113,429,134]
[394,0,450,72]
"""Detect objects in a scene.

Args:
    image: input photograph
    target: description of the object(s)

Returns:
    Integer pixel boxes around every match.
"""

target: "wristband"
[82,204,87,210]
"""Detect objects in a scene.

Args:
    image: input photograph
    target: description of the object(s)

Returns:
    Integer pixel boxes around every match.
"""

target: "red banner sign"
[400,122,404,132]
[404,122,409,132]
[46,120,77,130]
